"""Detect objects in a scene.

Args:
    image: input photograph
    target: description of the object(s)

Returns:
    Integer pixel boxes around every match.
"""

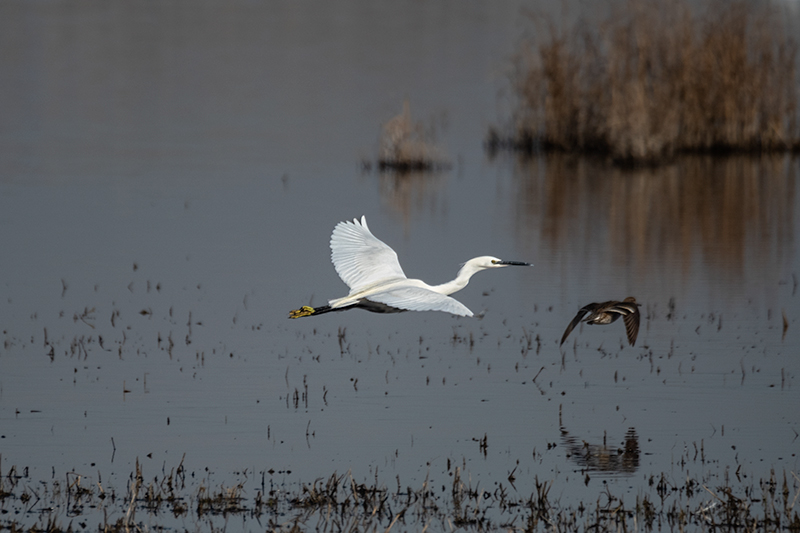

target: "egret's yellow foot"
[289,306,316,319]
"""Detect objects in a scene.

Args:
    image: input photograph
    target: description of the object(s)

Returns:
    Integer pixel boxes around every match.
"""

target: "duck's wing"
[618,302,641,346]
[560,305,597,345]
[606,299,639,315]
[367,286,473,317]
[330,216,407,290]
[602,299,640,346]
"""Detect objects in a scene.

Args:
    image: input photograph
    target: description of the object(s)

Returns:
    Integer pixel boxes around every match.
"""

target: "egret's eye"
[491,260,498,264]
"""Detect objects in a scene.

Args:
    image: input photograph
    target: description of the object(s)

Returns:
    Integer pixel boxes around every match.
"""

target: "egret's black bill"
[496,260,533,266]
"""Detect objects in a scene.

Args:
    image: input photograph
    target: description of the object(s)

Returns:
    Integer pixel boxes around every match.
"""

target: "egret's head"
[448,256,533,289]
[467,256,533,270]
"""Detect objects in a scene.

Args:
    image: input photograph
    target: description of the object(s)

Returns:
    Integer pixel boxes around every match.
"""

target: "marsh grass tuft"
[367,100,451,173]
[490,0,799,163]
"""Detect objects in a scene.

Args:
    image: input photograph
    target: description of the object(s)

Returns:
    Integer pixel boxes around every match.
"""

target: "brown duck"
[560,297,641,346]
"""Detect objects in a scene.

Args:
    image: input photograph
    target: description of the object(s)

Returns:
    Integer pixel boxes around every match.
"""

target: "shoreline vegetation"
[487,0,800,164]
[1,460,798,532]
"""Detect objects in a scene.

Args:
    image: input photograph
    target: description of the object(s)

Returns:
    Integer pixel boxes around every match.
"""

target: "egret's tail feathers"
[288,305,332,318]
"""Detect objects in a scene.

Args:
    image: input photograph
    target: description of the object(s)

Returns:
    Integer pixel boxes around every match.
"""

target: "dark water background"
[1,1,798,529]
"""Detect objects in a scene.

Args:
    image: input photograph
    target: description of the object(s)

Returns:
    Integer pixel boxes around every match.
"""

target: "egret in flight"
[560,297,641,346]
[289,216,532,318]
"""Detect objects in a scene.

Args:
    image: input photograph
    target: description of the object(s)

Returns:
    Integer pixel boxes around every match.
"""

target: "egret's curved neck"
[429,262,483,295]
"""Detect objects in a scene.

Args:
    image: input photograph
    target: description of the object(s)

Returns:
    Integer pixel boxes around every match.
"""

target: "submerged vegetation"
[489,0,800,163]
[1,459,798,532]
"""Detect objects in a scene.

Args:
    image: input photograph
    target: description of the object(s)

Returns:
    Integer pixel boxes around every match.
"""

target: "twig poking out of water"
[338,326,347,354]
[489,0,799,163]
[782,309,789,341]
[74,307,96,329]
[124,459,142,530]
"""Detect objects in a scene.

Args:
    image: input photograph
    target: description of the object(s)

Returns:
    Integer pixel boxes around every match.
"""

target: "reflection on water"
[376,170,448,227]
[512,154,796,305]
[560,426,640,477]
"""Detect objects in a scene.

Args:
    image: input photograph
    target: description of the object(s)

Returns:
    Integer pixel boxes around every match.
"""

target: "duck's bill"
[497,260,533,266]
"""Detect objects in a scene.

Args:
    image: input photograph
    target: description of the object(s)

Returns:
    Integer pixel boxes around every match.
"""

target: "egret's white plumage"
[289,216,532,318]
[330,216,406,290]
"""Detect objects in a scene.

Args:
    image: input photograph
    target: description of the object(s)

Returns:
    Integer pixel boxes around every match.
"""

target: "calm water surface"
[1,0,798,529]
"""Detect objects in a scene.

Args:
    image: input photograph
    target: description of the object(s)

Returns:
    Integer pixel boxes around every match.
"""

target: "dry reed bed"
[491,0,799,162]
[2,460,798,532]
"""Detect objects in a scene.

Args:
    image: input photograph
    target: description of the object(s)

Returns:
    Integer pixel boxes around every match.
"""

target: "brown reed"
[495,0,799,162]
[374,100,450,172]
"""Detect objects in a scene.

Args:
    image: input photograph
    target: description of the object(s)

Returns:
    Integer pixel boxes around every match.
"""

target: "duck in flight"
[560,297,641,346]
[289,216,532,318]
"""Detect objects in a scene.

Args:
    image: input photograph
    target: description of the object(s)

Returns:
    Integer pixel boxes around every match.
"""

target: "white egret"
[289,216,532,318]
[560,297,641,346]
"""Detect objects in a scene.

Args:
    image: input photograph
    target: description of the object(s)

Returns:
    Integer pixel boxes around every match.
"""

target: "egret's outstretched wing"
[367,286,474,317]
[330,216,407,290]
